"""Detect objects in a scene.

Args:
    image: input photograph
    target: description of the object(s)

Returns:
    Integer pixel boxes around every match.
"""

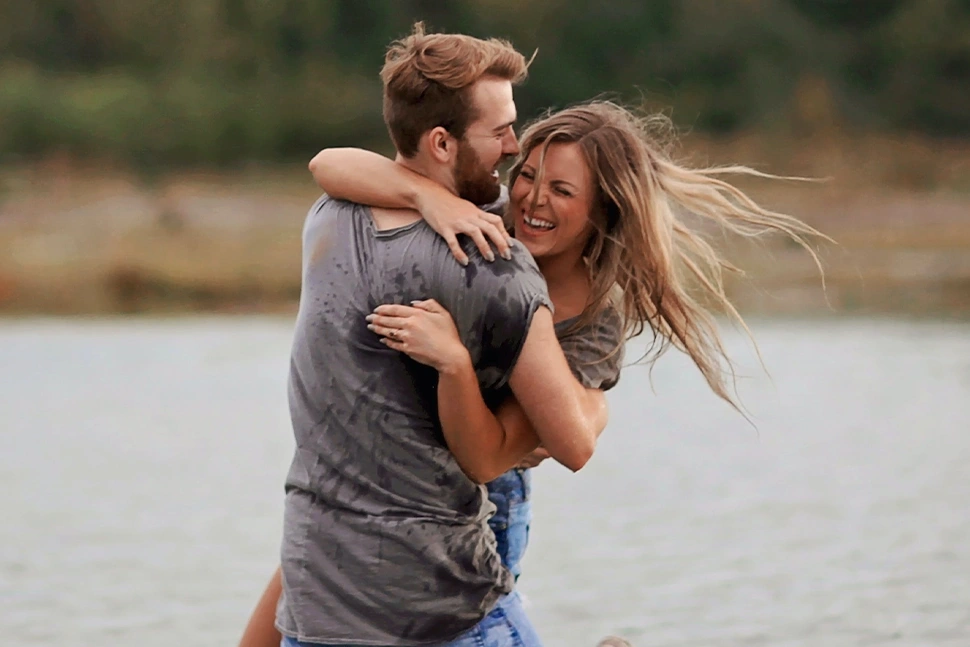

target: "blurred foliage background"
[1,0,969,316]
[2,0,969,166]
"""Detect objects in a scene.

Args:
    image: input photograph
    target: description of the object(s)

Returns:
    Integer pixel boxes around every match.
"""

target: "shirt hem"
[275,615,483,647]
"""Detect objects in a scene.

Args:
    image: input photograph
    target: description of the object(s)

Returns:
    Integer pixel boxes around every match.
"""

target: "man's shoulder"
[461,239,543,283]
[457,239,549,311]
[303,194,357,230]
[307,193,362,216]
[306,195,426,239]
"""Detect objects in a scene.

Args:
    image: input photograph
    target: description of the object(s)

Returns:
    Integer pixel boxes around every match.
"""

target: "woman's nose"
[527,185,547,207]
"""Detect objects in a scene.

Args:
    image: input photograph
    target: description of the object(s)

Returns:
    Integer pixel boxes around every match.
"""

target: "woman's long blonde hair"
[508,101,827,410]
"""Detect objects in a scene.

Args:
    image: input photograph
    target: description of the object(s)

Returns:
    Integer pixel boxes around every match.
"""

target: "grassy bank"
[1,135,969,317]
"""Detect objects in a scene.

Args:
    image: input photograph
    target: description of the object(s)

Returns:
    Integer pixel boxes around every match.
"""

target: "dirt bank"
[2,136,968,317]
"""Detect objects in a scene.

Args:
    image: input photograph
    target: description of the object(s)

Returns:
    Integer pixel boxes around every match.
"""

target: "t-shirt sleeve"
[558,306,625,391]
[445,239,552,392]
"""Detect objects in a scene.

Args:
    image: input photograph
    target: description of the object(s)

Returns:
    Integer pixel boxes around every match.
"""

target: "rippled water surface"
[3,317,969,646]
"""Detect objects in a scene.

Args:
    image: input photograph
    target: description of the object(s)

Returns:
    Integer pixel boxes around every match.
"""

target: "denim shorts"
[280,591,542,647]
[486,468,532,580]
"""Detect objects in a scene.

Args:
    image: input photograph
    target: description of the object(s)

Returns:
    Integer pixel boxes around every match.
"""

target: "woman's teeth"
[524,215,555,230]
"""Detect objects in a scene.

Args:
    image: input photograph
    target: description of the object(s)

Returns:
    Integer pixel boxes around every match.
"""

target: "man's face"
[453,77,519,204]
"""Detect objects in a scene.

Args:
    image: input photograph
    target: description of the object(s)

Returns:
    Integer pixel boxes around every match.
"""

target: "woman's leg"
[487,468,532,580]
[238,566,283,647]
[503,469,532,581]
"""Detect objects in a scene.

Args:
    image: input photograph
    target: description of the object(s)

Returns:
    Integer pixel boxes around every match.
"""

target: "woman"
[238,101,824,647]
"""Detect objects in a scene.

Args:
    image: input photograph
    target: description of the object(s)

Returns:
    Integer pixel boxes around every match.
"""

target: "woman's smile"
[511,142,595,259]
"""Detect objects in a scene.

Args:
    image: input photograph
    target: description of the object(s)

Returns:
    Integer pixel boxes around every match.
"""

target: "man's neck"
[395,154,458,196]
[366,155,452,231]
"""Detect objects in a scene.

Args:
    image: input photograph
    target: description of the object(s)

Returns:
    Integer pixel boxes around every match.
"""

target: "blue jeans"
[281,591,542,647]
[486,468,532,580]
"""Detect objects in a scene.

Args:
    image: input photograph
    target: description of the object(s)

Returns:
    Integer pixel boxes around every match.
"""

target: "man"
[271,24,607,647]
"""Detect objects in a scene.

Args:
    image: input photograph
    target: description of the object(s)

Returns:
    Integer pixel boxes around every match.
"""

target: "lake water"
[3,317,969,646]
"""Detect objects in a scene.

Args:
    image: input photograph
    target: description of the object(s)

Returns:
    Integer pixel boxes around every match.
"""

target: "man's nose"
[502,129,520,156]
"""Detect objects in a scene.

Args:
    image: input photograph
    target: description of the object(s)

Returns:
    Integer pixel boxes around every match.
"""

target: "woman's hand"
[516,447,551,469]
[367,299,470,373]
[415,187,513,265]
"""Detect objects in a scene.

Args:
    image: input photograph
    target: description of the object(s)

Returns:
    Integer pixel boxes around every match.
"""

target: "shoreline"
[3,135,969,317]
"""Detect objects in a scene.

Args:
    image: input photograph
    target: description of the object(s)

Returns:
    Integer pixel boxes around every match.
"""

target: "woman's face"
[509,141,596,262]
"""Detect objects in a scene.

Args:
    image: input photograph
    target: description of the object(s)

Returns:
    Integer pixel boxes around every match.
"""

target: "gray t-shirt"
[276,195,552,645]
[555,307,625,391]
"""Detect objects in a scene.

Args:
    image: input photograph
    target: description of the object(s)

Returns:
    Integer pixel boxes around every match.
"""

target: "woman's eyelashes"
[519,169,572,197]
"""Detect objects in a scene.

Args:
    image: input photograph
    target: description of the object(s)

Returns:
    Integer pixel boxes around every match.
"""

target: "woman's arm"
[438,359,607,482]
[369,299,608,482]
[237,566,282,647]
[309,148,511,263]
[309,148,430,210]
[435,349,540,483]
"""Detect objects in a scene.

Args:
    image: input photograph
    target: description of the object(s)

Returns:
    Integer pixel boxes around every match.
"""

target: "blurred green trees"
[1,0,968,166]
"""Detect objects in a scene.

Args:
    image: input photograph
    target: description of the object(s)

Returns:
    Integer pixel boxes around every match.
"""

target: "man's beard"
[454,141,502,205]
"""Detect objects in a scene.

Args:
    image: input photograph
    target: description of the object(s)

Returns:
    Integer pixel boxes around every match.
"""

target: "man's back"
[277,196,550,645]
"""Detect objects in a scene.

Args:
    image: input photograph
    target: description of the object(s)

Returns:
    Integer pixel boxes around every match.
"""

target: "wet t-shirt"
[554,307,625,391]
[276,195,552,645]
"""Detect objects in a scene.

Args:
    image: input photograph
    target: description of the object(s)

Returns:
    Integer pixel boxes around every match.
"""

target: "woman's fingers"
[367,322,406,339]
[366,313,408,331]
[464,227,495,262]
[379,337,407,352]
[443,232,470,266]
[369,299,463,372]
[372,304,417,317]
[410,298,443,313]
[478,221,512,260]
[457,217,511,262]
[480,213,513,256]
[481,212,506,230]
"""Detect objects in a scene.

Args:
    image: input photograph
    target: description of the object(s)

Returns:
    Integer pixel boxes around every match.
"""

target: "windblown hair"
[381,22,529,157]
[508,101,828,410]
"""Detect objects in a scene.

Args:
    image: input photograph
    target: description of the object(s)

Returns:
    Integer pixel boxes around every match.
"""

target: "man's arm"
[506,307,609,471]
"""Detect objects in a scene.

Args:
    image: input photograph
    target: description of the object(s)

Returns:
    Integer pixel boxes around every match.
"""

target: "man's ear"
[425,126,456,164]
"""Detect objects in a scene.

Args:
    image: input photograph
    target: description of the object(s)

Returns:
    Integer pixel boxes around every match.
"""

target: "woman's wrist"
[413,181,458,215]
[436,345,473,377]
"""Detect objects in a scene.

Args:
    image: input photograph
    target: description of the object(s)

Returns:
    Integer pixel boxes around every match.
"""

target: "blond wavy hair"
[508,101,828,410]
[381,22,529,157]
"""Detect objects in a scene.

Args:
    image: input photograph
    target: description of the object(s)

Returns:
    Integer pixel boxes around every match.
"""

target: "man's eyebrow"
[492,118,516,133]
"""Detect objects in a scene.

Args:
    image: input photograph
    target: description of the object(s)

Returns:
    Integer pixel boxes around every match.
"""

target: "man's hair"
[381,22,529,157]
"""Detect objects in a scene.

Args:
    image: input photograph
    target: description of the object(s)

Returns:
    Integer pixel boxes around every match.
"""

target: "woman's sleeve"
[558,306,626,391]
